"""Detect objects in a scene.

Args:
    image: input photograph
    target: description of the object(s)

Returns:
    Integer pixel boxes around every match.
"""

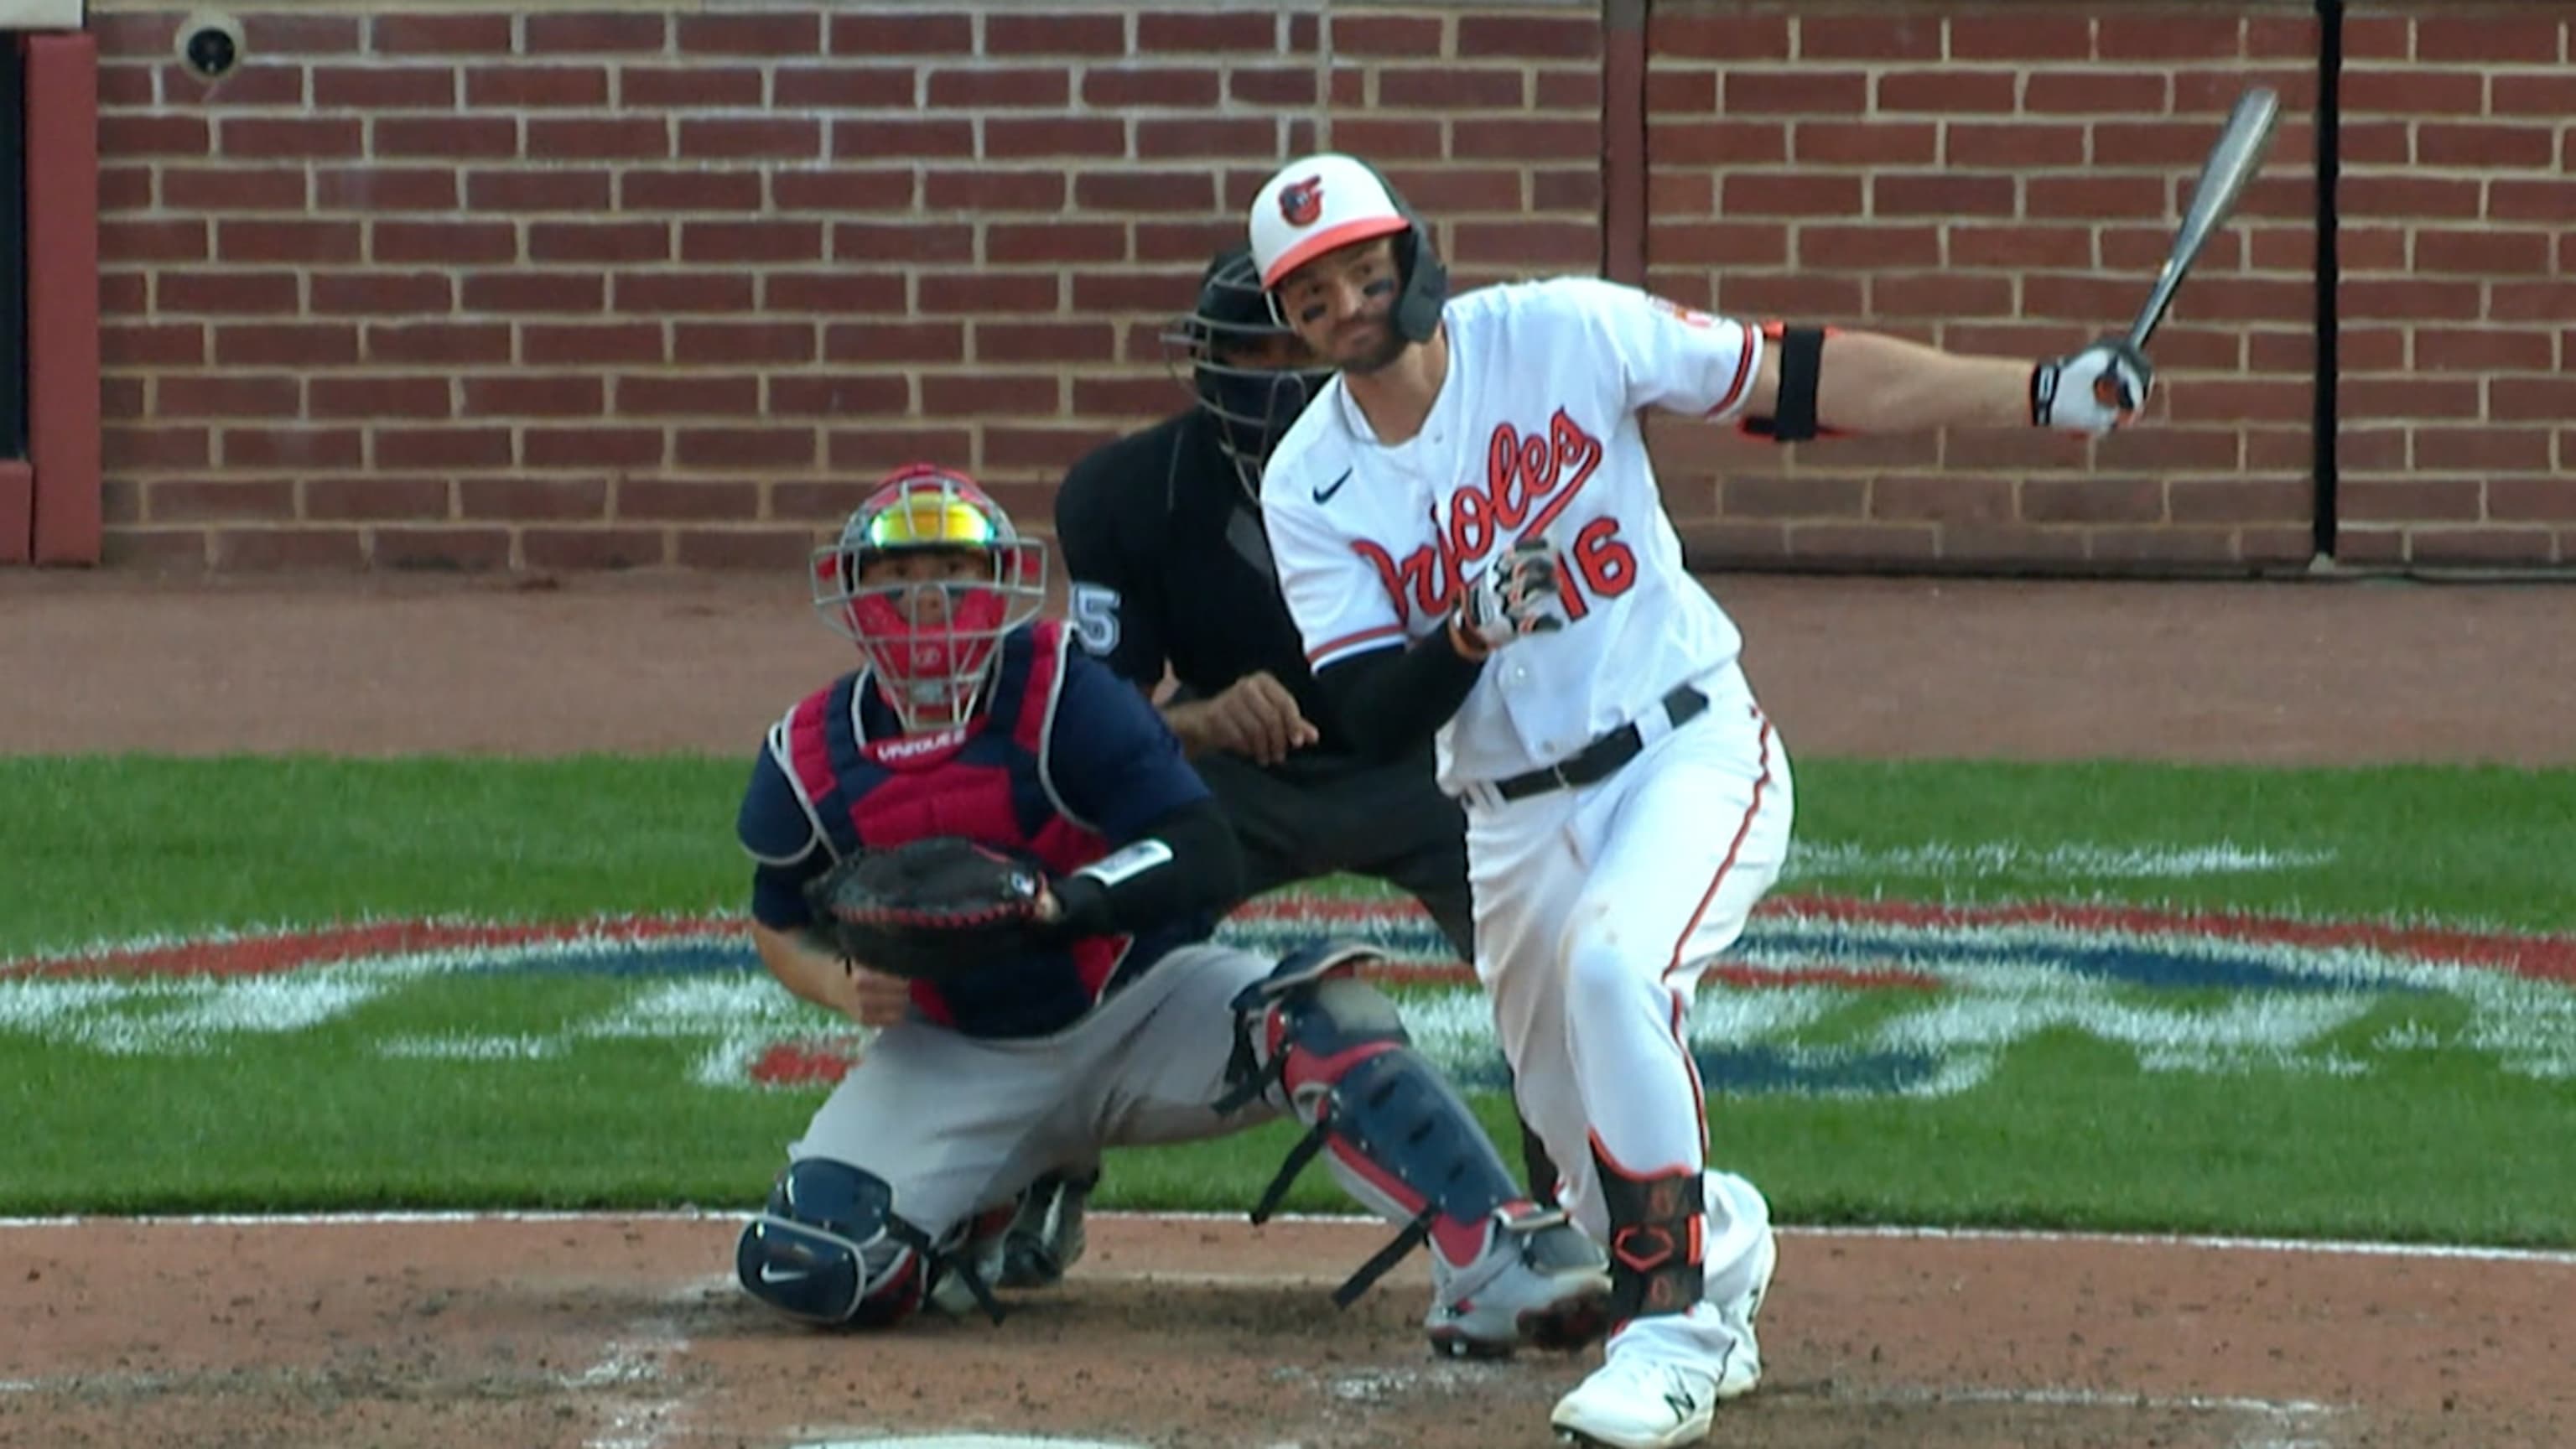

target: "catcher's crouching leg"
[1215,943,1612,1358]
[735,1159,1006,1329]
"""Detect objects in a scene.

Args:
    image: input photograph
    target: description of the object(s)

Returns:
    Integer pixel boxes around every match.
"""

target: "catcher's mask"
[811,464,1047,734]
[1161,246,1333,498]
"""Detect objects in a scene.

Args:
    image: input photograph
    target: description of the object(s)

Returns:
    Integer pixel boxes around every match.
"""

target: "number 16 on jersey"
[1552,519,1638,623]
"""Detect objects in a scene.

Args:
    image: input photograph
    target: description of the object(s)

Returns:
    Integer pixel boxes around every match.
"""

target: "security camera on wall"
[176,12,247,81]
[0,0,83,29]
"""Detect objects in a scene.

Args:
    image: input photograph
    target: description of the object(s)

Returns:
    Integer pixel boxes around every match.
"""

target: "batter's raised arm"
[1733,321,2154,439]
[1584,276,2152,442]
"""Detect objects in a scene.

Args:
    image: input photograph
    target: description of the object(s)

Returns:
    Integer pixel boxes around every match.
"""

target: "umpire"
[1054,245,1478,960]
[999,250,1559,1289]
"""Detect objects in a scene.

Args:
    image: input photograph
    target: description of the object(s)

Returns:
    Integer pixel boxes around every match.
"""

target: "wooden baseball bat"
[2125,87,2282,352]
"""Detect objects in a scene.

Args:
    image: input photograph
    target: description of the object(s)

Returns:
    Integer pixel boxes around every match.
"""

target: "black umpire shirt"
[1055,408,1374,764]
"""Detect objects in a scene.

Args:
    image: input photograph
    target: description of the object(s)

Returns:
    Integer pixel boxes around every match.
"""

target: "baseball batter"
[1243,154,2153,1449]
[727,462,1613,1356]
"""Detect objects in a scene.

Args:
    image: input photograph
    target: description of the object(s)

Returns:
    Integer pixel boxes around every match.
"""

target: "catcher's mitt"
[803,837,1049,984]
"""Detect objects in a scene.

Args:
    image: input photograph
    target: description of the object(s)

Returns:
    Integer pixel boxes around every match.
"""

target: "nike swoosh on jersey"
[1311,469,1353,505]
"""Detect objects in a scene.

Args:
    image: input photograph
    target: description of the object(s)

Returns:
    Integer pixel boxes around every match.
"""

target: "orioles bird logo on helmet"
[1278,175,1325,227]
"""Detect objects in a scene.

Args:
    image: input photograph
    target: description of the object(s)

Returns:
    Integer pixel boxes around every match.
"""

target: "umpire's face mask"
[1204,367,1316,456]
[1196,338,1331,495]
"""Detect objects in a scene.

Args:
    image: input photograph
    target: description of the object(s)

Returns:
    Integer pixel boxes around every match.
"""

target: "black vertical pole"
[1600,0,1647,289]
[0,39,28,462]
[2311,0,2342,559]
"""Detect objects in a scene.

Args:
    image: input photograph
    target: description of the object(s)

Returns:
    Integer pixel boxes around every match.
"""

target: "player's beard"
[1337,317,1410,377]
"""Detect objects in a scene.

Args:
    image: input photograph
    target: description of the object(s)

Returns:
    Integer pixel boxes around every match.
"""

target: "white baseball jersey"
[1259,277,1767,789]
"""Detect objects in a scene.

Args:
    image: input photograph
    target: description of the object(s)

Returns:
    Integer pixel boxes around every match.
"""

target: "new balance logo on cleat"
[1551,1358,1722,1449]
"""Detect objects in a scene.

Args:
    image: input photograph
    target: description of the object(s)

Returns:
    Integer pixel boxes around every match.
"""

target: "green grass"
[1784,759,2576,932]
[1105,1047,2576,1247]
[12,756,2573,958]
[15,1021,2563,1245]
[5,754,2573,1244]
[5,1031,809,1212]
[2,755,749,956]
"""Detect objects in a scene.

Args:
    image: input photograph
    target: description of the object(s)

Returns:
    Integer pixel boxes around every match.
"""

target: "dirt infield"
[3,1215,2571,1449]
[7,570,2573,1448]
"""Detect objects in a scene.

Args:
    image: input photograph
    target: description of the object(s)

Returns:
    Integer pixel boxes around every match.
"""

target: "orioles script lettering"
[1352,408,1605,620]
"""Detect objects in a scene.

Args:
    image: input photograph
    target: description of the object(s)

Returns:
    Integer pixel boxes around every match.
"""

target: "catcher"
[729,461,1611,1353]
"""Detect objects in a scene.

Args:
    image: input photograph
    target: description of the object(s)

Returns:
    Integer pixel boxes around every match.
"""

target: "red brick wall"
[2334,8,2573,567]
[1645,3,2324,572]
[86,3,1600,571]
[1646,1,2568,573]
[77,3,2576,574]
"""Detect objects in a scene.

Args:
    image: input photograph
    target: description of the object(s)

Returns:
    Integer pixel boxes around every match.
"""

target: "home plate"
[798,1438,1150,1449]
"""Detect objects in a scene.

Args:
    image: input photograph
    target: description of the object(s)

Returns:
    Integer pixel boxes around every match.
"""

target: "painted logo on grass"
[3,896,2572,1098]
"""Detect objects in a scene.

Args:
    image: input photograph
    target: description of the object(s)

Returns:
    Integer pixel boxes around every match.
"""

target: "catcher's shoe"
[924,1202,1015,1319]
[1425,1209,1613,1359]
[998,1168,1096,1290]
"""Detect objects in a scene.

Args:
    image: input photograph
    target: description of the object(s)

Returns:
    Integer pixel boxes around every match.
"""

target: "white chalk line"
[4,1209,2570,1267]
[1888,1387,2345,1449]
[1875,1384,2335,1416]
[565,1274,724,1449]
[1868,1384,2348,1449]
[0,1374,174,1395]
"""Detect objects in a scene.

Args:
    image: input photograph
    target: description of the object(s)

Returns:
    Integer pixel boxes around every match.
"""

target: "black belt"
[1491,684,1710,803]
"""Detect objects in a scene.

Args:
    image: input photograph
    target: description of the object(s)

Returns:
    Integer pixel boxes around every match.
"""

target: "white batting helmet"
[1247,152,1449,343]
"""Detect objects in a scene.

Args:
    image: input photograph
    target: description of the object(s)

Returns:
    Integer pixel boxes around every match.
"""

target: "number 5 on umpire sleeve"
[1068,582,1122,656]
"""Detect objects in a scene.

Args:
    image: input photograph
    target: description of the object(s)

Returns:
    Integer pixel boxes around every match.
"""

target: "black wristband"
[1046,873,1114,939]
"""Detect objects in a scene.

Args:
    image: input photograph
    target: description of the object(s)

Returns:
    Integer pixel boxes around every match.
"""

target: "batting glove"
[2032,335,2154,435]
[1452,536,1563,657]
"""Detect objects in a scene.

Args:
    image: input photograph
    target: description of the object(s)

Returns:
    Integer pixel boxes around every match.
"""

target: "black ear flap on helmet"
[1353,159,1448,345]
